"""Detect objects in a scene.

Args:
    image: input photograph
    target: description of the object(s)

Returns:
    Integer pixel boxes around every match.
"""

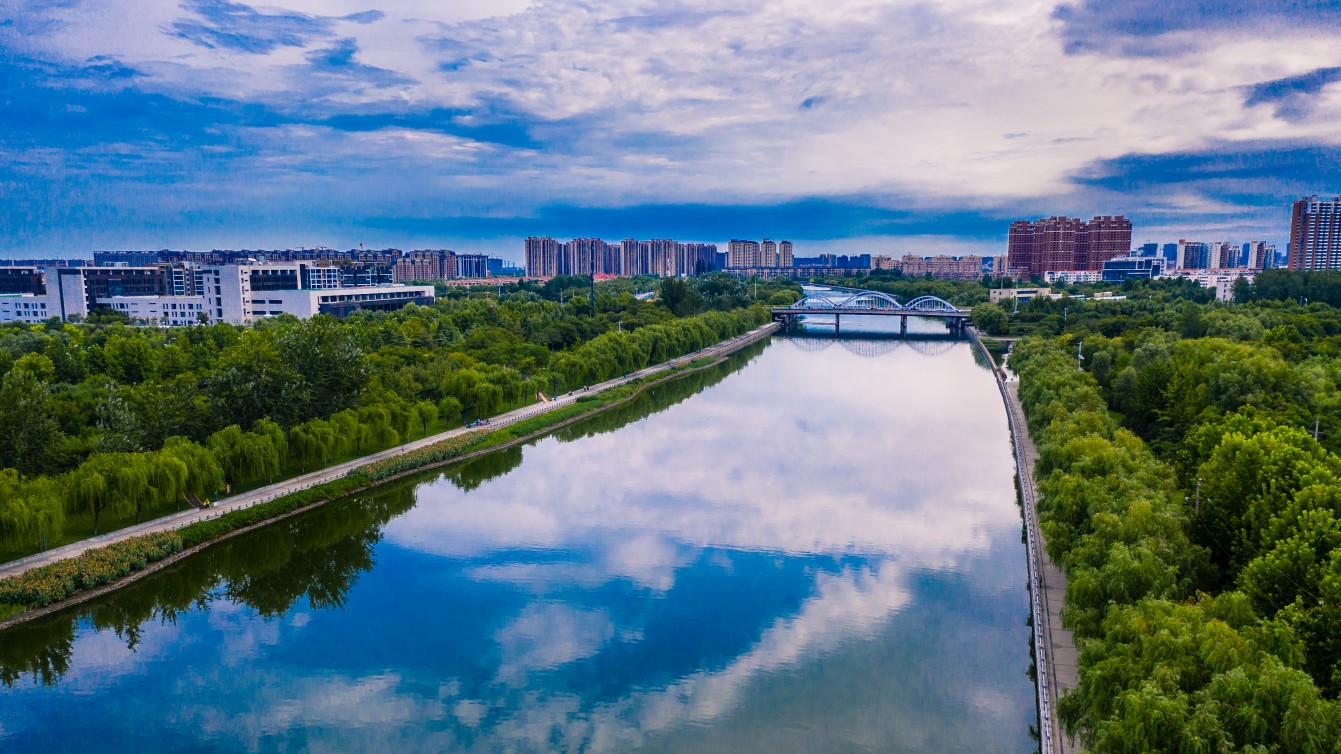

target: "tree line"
[0,276,793,555]
[1013,338,1341,751]
[1007,271,1341,749]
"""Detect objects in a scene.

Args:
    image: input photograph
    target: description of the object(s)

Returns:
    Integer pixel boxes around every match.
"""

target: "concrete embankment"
[0,322,781,583]
[969,329,1081,754]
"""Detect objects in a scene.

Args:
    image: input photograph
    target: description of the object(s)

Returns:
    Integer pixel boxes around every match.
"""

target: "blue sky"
[2,0,1340,262]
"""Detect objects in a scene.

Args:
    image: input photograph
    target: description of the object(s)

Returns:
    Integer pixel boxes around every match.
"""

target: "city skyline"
[3,2,1341,259]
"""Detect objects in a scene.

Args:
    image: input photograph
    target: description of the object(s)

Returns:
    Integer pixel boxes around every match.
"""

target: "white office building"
[0,263,435,326]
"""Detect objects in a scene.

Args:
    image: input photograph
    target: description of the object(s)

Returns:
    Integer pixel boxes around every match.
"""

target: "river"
[0,312,1037,753]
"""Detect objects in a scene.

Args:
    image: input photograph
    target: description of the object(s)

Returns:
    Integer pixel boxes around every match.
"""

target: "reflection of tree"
[0,486,418,687]
[435,342,767,492]
[555,341,766,444]
[444,446,524,492]
[0,619,75,687]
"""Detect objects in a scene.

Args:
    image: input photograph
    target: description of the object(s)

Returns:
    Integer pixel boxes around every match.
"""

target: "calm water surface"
[0,316,1036,753]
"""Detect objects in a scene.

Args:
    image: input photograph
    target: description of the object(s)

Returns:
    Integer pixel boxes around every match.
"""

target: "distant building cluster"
[392,249,491,282]
[1006,216,1133,278]
[889,254,1000,280]
[524,238,720,278]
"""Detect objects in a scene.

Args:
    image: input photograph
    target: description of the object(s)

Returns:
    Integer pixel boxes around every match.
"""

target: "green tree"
[0,362,65,474]
[0,470,64,551]
[437,396,463,426]
[161,437,225,507]
[66,453,151,535]
[413,400,439,437]
[970,302,1009,336]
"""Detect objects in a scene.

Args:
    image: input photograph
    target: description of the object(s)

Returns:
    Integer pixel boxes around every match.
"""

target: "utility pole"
[1195,478,1202,517]
[1076,340,1084,370]
[1316,418,1321,442]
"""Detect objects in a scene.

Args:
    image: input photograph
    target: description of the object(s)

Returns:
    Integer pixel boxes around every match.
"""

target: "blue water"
[1,319,1036,753]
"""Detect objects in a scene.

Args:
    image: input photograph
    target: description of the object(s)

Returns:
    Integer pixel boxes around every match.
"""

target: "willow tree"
[66,453,150,535]
[162,437,224,509]
[0,469,64,551]
[207,425,281,490]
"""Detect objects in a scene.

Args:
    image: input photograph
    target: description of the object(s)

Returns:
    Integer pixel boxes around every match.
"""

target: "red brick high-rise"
[1007,215,1132,277]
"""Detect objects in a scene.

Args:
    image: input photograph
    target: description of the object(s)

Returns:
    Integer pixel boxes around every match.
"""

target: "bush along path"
[0,322,780,629]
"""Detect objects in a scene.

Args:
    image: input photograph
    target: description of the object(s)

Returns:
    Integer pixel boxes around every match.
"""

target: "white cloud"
[9,0,1341,216]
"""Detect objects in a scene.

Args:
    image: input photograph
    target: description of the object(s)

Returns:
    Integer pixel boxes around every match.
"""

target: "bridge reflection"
[783,334,960,358]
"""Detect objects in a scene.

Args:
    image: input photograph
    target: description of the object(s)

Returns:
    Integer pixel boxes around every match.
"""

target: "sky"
[2,0,1340,262]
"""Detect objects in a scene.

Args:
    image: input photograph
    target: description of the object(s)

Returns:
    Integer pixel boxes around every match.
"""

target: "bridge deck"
[771,307,968,317]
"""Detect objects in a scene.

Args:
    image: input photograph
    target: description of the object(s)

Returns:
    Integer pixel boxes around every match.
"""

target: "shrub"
[354,430,489,481]
[0,532,182,607]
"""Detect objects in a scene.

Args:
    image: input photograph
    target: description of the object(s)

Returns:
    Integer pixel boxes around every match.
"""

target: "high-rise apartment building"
[898,255,987,280]
[726,239,794,269]
[727,240,760,268]
[1242,241,1275,270]
[524,237,561,277]
[394,250,457,282]
[1006,215,1133,277]
[1176,240,1210,269]
[1288,196,1341,270]
[524,237,717,278]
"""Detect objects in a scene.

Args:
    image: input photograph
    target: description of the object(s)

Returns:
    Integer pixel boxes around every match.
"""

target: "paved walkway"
[970,328,1080,754]
[1005,378,1081,754]
[0,322,781,580]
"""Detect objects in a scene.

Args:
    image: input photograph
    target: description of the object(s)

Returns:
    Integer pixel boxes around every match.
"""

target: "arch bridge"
[772,291,969,335]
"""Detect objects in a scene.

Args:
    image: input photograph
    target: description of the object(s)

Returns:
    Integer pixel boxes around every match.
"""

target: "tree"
[142,451,187,523]
[207,425,281,489]
[658,277,704,317]
[970,302,1009,336]
[161,437,224,507]
[0,470,64,551]
[413,400,438,437]
[0,362,65,474]
[207,331,304,428]
[66,453,150,535]
[437,396,463,426]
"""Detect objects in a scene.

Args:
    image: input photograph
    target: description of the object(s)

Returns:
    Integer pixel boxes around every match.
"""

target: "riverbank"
[0,322,780,630]
[968,328,1080,754]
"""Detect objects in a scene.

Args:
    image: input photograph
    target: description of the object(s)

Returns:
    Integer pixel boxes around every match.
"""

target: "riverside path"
[971,329,1081,754]
[0,322,781,581]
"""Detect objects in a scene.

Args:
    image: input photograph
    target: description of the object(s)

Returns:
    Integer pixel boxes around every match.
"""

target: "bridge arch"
[903,295,959,313]
[794,296,838,309]
[837,291,903,310]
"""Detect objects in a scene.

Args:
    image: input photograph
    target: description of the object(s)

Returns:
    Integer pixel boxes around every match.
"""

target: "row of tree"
[1012,338,1341,751]
[0,279,789,554]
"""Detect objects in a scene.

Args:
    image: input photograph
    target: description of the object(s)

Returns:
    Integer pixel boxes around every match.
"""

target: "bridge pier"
[900,315,907,335]
[834,313,840,333]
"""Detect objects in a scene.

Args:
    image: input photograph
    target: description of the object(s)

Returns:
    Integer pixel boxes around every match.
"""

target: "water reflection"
[0,332,1035,753]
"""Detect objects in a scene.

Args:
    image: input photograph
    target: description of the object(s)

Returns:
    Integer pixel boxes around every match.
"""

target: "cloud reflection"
[372,338,1028,748]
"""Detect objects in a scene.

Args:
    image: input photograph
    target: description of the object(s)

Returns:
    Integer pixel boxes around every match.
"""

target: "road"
[0,322,781,580]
